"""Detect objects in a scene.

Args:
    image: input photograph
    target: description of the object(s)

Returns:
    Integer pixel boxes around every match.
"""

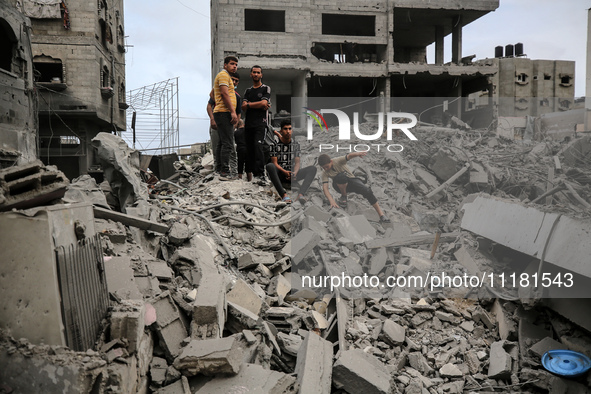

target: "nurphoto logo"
[304,107,418,153]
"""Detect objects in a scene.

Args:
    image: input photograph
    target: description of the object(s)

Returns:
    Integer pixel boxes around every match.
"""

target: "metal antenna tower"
[125,77,180,154]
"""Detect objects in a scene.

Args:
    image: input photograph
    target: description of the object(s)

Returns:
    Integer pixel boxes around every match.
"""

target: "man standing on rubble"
[210,56,239,180]
[207,72,241,176]
[318,152,390,223]
[242,65,271,183]
[266,119,317,203]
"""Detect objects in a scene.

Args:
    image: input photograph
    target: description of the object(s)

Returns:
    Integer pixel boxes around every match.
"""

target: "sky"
[123,0,589,149]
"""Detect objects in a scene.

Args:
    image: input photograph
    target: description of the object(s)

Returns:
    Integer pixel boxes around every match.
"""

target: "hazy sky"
[123,0,589,149]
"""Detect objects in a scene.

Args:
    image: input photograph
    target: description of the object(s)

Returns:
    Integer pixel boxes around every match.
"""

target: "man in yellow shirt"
[211,56,238,180]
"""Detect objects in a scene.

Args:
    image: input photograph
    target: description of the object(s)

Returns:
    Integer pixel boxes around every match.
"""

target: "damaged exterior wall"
[27,0,127,179]
[0,0,37,166]
[211,0,499,120]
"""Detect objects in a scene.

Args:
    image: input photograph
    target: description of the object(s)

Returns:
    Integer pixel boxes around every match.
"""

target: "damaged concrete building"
[21,0,128,179]
[0,0,36,167]
[211,0,501,122]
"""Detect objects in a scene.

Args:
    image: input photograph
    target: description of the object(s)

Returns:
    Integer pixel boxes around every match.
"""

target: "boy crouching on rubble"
[318,152,390,223]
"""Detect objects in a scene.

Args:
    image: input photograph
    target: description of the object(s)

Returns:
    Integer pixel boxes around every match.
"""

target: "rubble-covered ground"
[1,126,591,394]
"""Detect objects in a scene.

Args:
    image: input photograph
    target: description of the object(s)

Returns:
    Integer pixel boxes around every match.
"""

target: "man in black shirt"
[266,119,317,203]
[242,65,271,181]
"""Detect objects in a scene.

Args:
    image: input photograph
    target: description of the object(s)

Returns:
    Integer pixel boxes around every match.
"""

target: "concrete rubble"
[1,123,591,393]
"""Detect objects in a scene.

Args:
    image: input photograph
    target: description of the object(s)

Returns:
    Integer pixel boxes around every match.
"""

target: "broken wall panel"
[461,195,591,279]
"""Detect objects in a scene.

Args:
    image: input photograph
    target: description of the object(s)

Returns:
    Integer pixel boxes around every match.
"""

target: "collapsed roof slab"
[461,195,591,279]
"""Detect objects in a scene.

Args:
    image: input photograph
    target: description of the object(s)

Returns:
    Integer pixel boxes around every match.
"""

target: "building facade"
[22,0,127,179]
[211,0,500,126]
[0,0,36,167]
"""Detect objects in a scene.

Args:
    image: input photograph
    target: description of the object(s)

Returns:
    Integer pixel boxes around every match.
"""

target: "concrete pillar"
[586,9,591,131]
[293,73,308,128]
[452,15,462,65]
[435,26,444,65]
[387,3,394,64]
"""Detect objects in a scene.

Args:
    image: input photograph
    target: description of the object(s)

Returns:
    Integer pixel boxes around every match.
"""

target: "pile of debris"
[0,128,590,393]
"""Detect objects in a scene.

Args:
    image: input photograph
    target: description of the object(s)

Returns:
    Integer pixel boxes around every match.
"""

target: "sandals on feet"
[282,195,292,203]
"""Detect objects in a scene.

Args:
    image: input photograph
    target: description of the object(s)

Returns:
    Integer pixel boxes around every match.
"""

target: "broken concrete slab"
[195,363,297,393]
[529,337,564,359]
[440,362,463,378]
[283,228,319,265]
[226,278,263,316]
[303,204,332,223]
[155,376,191,394]
[268,274,291,302]
[369,247,388,275]
[332,349,391,394]
[104,256,144,300]
[111,300,147,354]
[237,250,275,270]
[295,332,333,393]
[225,301,261,333]
[172,335,244,376]
[382,319,405,345]
[192,269,226,339]
[488,341,512,379]
[453,246,481,276]
[461,195,591,278]
[150,292,188,360]
[147,261,174,281]
[167,222,190,245]
[332,215,377,245]
[491,300,516,340]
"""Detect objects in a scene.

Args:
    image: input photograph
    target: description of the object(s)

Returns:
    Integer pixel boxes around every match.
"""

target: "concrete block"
[173,335,244,376]
[107,355,139,394]
[225,301,261,333]
[111,300,146,354]
[150,292,188,359]
[453,246,481,275]
[136,330,154,377]
[529,337,564,358]
[491,299,516,340]
[104,256,144,300]
[268,274,291,301]
[332,215,376,245]
[369,247,388,275]
[147,261,174,281]
[150,356,168,386]
[303,204,332,223]
[277,332,303,356]
[332,349,391,394]
[168,222,190,245]
[0,348,106,394]
[238,250,275,270]
[439,363,463,378]
[195,363,297,393]
[295,332,333,393]
[302,215,330,239]
[192,270,226,339]
[283,228,319,265]
[155,376,191,394]
[226,278,263,316]
[428,147,466,182]
[461,195,591,279]
[408,352,433,375]
[488,341,512,379]
[382,319,405,345]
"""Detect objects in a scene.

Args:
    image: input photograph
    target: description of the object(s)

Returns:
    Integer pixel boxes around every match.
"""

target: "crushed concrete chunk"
[488,341,512,379]
[173,335,244,376]
[382,319,405,345]
[332,349,391,394]
[195,363,297,393]
[226,278,263,316]
[295,332,333,393]
[440,363,463,378]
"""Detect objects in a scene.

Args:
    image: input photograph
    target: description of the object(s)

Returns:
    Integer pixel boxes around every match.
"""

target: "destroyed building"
[211,0,501,123]
[21,0,127,180]
[0,0,36,167]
